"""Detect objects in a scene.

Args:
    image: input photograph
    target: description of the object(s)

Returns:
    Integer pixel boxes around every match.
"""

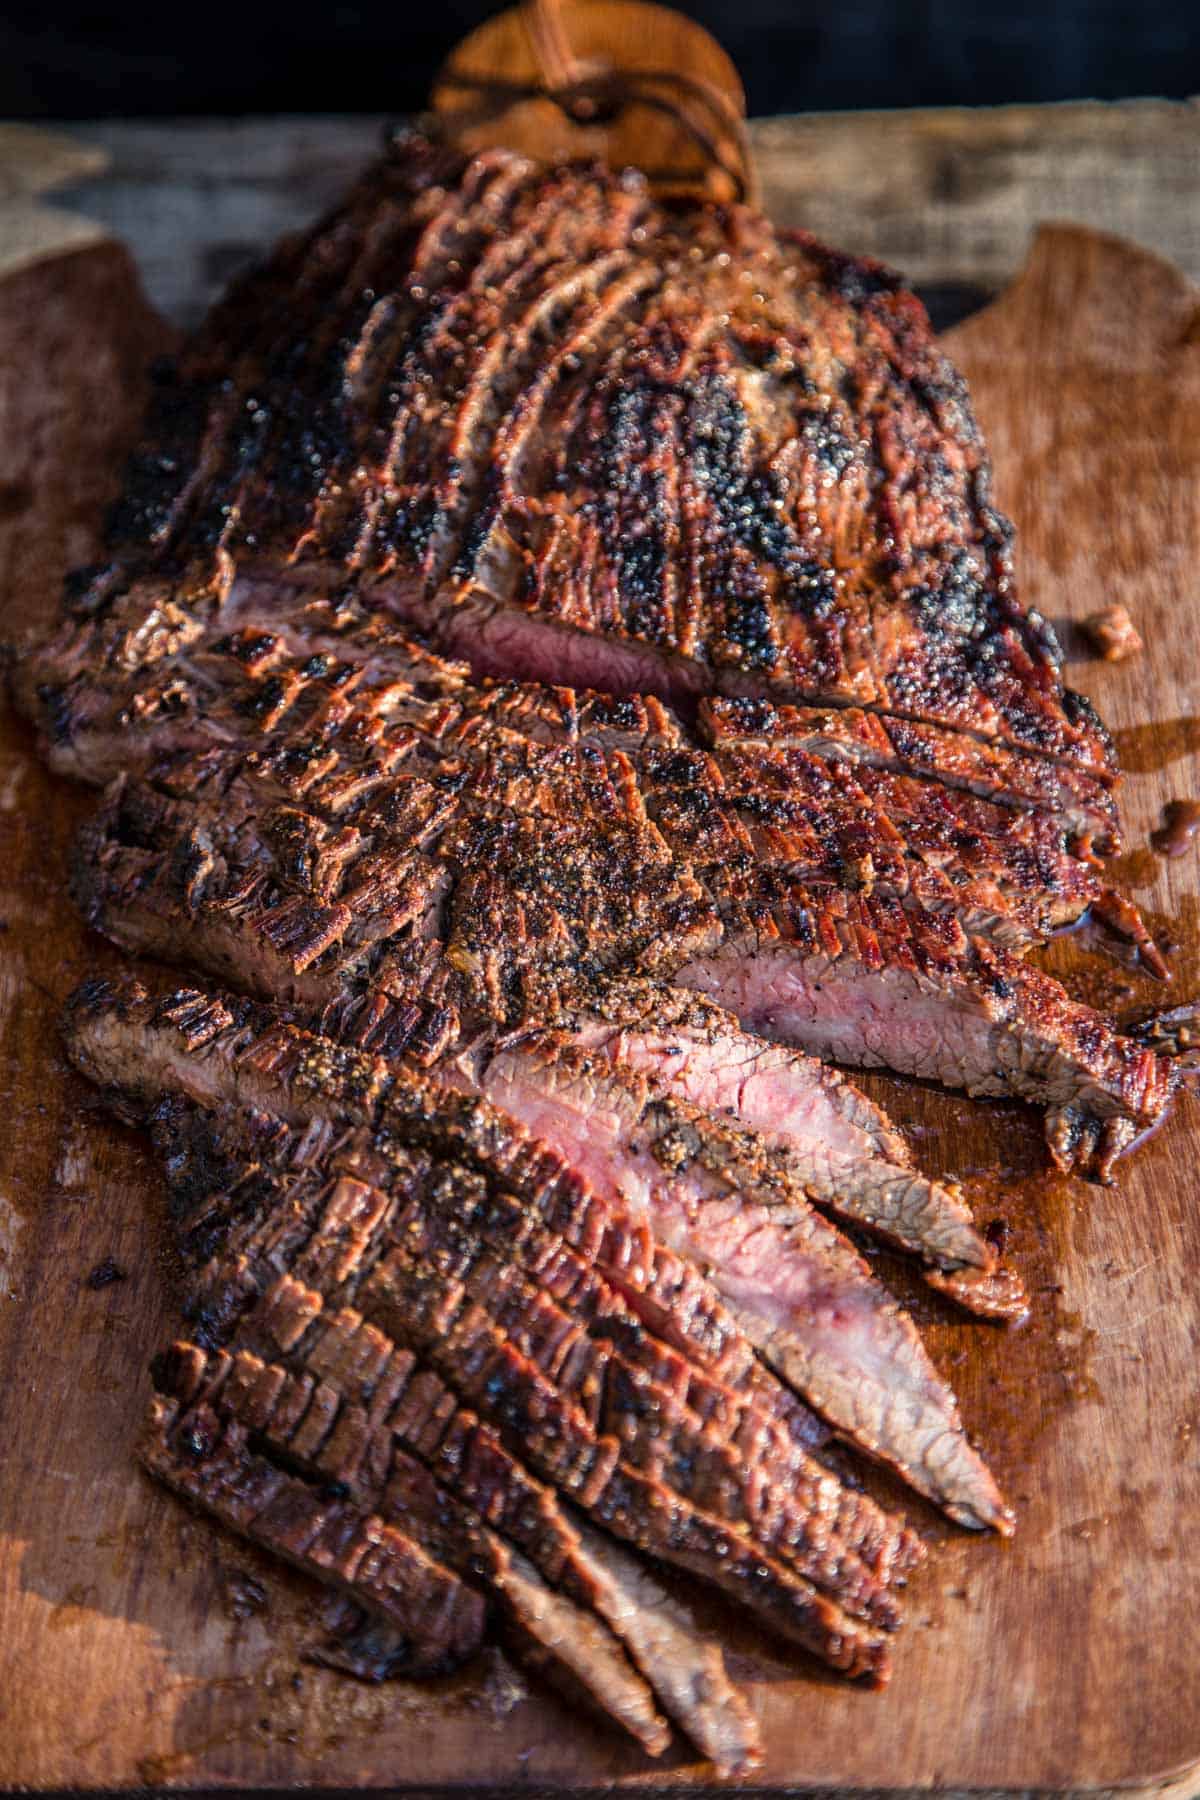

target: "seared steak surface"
[66,975,951,1765]
[55,616,1172,1173]
[50,131,1109,773]
[14,129,1189,1770]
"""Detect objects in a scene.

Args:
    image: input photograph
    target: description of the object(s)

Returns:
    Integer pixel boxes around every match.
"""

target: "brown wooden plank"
[9,101,1195,326]
[754,99,1200,296]
[0,186,1198,1794]
[0,124,109,282]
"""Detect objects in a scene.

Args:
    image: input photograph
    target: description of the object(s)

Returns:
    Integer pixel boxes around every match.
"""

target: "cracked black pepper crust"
[44,130,1112,777]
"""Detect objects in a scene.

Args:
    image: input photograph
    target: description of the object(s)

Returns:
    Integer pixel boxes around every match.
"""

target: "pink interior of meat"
[595,1025,896,1165]
[471,1044,999,1520]
[672,947,1004,1096]
[380,581,715,708]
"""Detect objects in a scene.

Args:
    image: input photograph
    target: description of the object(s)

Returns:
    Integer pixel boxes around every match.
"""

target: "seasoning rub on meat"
[17,129,1191,1769]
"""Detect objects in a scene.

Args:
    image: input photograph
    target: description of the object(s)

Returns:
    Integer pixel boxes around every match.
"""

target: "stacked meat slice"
[14,130,1189,1767]
[66,976,942,1769]
[39,609,1172,1176]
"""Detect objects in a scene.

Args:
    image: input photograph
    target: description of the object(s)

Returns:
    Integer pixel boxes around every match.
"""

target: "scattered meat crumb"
[1151,798,1200,859]
[1081,604,1143,662]
[86,1257,126,1289]
[985,1218,1009,1256]
[476,1651,529,1718]
[224,1567,269,1620]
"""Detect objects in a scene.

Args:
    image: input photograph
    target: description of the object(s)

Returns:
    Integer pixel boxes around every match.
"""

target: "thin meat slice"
[380,1434,760,1773]
[699,697,1163,975]
[377,1457,705,1767]
[19,585,473,789]
[472,1035,1012,1532]
[699,695,1120,856]
[593,1021,1029,1326]
[561,982,996,1278]
[155,1334,680,1759]
[674,893,1177,1180]
[468,1538,676,1758]
[141,1389,487,1677]
[561,1517,762,1776]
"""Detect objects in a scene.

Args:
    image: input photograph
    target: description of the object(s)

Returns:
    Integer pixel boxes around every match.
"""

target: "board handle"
[431,0,758,203]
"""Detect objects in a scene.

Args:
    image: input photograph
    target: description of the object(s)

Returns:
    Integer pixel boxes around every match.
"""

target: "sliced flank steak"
[18,120,1193,1755]
[66,665,1174,1172]
[63,981,949,1679]
[32,133,1113,782]
[63,976,1007,1534]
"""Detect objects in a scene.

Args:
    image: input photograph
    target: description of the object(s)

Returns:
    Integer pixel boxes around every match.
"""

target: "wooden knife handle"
[430,0,758,203]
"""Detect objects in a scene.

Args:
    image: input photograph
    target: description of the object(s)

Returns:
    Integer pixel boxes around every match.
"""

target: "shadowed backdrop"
[3,0,1199,119]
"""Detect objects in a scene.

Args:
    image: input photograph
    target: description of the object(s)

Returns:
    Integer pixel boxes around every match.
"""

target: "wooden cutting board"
[1,211,1199,1795]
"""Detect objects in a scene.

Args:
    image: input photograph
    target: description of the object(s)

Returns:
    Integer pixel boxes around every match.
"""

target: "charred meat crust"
[61,629,1173,1168]
[28,135,1113,775]
[19,129,1190,1763]
[61,975,963,1736]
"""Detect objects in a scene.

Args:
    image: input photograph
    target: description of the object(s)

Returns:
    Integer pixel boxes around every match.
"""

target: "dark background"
[2,1,1199,119]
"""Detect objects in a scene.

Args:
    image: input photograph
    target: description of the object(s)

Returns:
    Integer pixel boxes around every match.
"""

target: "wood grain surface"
[753,100,1200,301]
[33,100,1200,329]
[1,168,1199,1796]
[0,122,107,282]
